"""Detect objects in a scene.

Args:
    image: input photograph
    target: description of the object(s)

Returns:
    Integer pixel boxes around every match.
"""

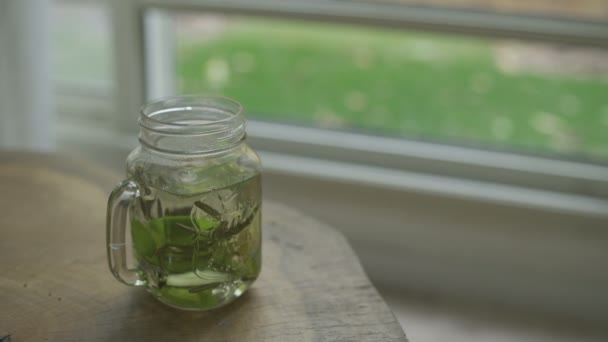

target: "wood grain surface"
[0,151,407,342]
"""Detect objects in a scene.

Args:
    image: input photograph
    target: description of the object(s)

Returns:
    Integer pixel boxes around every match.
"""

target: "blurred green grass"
[177,18,608,161]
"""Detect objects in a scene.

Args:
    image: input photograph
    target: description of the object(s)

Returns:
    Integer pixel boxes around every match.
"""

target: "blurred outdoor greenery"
[177,18,608,161]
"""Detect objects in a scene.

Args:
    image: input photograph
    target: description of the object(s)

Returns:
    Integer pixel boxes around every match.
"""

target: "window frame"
[141,0,608,46]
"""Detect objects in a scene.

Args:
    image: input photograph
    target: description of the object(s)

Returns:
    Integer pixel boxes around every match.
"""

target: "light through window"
[174,13,608,162]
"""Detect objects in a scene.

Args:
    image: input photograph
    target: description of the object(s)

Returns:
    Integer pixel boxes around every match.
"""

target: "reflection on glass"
[175,14,608,161]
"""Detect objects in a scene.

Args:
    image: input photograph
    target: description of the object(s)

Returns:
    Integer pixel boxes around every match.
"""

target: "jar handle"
[106,179,146,286]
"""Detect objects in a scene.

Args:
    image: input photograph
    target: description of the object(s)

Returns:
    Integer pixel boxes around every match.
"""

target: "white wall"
[264,171,608,325]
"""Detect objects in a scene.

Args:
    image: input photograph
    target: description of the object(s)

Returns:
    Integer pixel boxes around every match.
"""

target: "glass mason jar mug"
[106,96,262,310]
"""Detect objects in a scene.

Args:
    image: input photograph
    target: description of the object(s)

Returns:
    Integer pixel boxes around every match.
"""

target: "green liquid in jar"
[130,175,261,310]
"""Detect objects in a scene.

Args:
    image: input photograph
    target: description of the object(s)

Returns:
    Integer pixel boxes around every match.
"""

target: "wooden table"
[0,151,407,342]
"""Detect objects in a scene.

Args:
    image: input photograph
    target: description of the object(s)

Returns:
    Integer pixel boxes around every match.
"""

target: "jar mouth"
[140,95,243,132]
[138,95,246,154]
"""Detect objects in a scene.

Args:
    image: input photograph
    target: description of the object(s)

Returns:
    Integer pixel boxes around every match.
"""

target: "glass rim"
[139,95,244,128]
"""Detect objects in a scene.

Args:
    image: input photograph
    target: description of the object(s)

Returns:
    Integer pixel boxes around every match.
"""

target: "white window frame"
[1,0,53,150]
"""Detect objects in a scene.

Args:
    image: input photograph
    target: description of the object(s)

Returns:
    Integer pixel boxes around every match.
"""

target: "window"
[51,0,608,209]
[53,0,113,123]
[173,13,608,162]
[53,1,112,85]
